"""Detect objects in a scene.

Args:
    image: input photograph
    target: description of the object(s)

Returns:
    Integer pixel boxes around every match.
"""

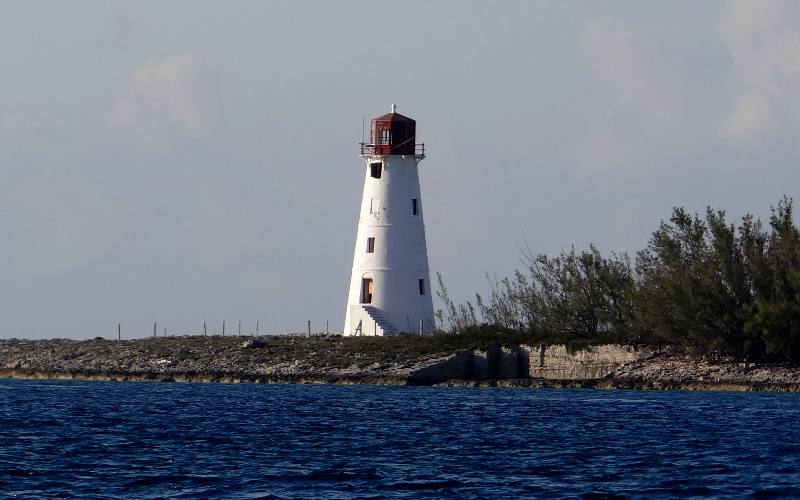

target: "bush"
[437,197,800,363]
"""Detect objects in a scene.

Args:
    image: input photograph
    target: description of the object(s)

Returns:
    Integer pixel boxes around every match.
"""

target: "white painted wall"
[343,153,436,335]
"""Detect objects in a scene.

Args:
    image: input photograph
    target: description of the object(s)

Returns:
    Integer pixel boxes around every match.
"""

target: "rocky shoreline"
[2,335,800,392]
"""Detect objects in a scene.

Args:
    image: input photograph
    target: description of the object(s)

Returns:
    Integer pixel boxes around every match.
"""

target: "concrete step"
[362,306,399,334]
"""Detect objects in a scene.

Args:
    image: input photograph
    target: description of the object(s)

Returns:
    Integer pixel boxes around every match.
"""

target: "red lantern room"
[360,105,424,157]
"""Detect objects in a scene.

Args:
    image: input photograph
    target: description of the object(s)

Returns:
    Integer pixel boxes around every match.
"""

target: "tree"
[520,246,637,341]
[745,197,800,361]
[635,207,756,357]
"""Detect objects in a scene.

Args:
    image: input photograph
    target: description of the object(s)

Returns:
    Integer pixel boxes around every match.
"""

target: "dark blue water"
[1,380,799,498]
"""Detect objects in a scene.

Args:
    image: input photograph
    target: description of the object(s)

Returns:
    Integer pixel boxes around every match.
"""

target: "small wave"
[754,487,800,498]
[632,486,715,496]
[296,467,381,482]
[521,465,567,478]
[5,468,36,478]
[589,472,624,483]
[124,473,220,488]
[580,492,628,500]
[382,479,461,491]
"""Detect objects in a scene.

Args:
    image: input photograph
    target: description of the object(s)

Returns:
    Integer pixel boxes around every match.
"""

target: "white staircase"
[358,305,399,336]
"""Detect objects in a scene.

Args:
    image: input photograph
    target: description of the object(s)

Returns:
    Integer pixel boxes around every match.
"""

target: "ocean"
[1,379,799,498]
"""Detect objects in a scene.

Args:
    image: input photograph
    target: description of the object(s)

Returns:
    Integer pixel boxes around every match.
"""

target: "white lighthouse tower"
[343,105,435,336]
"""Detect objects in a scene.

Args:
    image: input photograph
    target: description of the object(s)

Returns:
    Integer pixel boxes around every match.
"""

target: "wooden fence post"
[203,321,207,336]
[118,323,121,340]
[223,321,226,337]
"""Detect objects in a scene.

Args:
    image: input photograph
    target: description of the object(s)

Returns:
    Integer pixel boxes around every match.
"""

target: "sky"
[2,1,800,339]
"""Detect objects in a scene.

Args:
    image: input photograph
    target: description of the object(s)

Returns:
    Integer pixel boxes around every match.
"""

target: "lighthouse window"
[412,199,418,215]
[419,279,426,295]
[377,130,391,145]
[370,198,380,215]
[370,162,382,179]
[366,237,375,253]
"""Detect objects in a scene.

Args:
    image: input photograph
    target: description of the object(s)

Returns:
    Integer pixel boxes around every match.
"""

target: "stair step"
[360,306,399,334]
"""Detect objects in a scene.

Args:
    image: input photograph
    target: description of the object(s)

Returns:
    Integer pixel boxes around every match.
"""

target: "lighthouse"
[343,105,435,336]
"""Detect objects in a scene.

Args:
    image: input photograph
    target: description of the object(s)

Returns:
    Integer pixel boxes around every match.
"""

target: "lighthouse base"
[345,305,398,336]
[344,305,435,336]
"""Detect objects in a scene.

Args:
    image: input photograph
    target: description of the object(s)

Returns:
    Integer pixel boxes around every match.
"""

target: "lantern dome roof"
[372,111,415,123]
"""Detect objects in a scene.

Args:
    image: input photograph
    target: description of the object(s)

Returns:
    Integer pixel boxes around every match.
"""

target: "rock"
[528,344,659,380]
[241,338,266,349]
[407,352,474,385]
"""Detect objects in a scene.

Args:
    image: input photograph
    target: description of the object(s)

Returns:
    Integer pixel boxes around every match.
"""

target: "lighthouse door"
[361,278,373,304]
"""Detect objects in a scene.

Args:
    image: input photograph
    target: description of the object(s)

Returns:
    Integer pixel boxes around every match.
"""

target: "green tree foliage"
[520,246,638,342]
[635,208,754,357]
[744,197,800,361]
[436,197,800,363]
[438,247,639,343]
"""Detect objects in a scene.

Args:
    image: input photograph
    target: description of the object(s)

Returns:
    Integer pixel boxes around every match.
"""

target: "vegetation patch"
[436,197,800,364]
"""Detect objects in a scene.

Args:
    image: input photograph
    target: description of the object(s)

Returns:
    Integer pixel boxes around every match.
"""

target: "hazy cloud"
[93,12,145,55]
[0,111,83,160]
[111,53,226,149]
[718,0,800,143]
[719,89,772,142]
[567,20,711,175]
[0,175,124,275]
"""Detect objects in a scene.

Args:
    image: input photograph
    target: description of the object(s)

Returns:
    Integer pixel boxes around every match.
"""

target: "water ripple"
[1,380,799,497]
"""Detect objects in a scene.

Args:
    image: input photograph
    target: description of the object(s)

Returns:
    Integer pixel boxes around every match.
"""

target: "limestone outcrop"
[529,344,661,380]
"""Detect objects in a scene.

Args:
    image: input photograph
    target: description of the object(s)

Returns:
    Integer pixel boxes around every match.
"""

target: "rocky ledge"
[1,335,799,392]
